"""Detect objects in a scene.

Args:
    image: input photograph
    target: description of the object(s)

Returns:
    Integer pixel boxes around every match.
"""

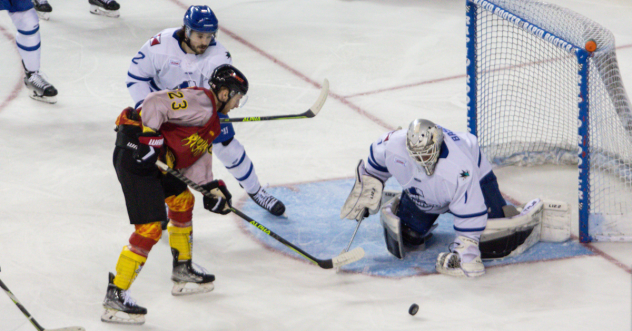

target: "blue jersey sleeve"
[213,113,236,144]
[1,0,34,12]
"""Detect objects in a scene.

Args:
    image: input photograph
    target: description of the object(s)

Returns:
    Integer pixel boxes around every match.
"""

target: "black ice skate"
[88,0,120,18]
[249,187,286,216]
[171,248,215,296]
[24,68,57,104]
[101,273,147,325]
[32,0,52,20]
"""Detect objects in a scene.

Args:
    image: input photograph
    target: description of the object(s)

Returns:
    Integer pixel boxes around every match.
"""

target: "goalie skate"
[436,236,485,278]
[24,70,57,104]
[89,0,120,18]
[171,250,215,296]
[101,273,147,325]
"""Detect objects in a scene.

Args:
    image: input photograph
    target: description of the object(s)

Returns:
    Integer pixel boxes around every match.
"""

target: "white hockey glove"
[340,160,384,221]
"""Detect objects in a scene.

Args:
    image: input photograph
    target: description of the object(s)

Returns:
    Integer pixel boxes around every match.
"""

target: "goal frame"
[465,0,593,242]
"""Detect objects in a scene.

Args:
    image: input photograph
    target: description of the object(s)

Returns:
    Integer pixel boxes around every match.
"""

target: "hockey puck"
[409,303,419,316]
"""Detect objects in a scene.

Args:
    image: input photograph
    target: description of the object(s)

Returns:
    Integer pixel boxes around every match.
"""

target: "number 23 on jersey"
[168,91,188,110]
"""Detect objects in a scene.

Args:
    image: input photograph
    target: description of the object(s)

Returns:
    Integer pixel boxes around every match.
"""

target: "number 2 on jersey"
[168,91,188,110]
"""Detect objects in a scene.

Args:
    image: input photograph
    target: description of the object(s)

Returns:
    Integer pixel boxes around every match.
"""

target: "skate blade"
[29,94,57,104]
[171,281,214,296]
[36,12,50,20]
[101,308,145,325]
[90,5,120,18]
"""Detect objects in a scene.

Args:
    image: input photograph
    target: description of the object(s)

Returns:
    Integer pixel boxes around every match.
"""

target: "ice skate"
[436,236,485,278]
[32,0,52,20]
[101,273,147,325]
[249,187,286,216]
[171,248,215,296]
[89,0,120,18]
[24,69,57,104]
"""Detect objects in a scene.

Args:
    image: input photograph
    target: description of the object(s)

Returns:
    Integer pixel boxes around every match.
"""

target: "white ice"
[1,0,631,330]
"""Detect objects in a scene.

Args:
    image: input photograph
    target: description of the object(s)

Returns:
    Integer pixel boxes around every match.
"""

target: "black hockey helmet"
[209,64,249,100]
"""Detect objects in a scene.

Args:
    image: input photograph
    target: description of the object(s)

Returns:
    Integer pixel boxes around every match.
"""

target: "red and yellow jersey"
[116,87,221,171]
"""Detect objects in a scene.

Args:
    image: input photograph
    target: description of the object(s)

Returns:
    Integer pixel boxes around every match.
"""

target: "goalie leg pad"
[380,195,404,259]
[480,198,544,259]
[541,200,571,242]
[340,159,384,220]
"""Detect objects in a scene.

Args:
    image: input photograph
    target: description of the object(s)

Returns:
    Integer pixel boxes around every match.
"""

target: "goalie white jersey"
[126,27,232,109]
[365,128,492,232]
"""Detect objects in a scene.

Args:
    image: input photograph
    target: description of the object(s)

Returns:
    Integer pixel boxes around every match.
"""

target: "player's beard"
[194,45,208,54]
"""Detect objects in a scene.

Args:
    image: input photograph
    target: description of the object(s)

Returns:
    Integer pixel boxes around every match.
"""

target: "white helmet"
[406,119,444,176]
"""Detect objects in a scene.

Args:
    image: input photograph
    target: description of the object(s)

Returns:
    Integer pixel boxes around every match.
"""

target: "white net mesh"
[468,0,632,241]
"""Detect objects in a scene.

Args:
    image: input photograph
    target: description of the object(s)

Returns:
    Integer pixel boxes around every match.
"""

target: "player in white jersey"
[1,0,57,103]
[125,5,286,223]
[341,119,571,277]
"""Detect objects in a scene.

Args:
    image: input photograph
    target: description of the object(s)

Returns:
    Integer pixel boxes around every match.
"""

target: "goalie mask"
[406,119,443,176]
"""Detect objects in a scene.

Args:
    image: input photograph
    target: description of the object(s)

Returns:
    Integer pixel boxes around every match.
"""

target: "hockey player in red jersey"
[101,64,248,325]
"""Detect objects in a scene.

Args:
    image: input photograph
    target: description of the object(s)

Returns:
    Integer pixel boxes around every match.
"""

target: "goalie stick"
[221,79,329,123]
[0,268,85,331]
[155,160,364,269]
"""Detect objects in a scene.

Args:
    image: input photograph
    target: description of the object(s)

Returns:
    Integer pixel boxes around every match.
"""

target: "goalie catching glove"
[202,180,232,215]
[340,160,384,221]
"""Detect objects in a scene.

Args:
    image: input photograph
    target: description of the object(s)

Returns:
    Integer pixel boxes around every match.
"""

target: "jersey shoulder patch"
[150,34,162,46]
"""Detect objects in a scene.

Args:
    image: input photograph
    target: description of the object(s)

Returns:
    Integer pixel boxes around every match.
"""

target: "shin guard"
[113,246,147,290]
[168,224,193,261]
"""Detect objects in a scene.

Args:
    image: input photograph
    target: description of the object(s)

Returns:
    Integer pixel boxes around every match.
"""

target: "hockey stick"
[336,213,364,272]
[0,268,85,331]
[155,160,364,269]
[220,79,329,123]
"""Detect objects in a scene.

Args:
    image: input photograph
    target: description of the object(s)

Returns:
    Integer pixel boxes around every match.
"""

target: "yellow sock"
[168,224,192,260]
[113,246,147,290]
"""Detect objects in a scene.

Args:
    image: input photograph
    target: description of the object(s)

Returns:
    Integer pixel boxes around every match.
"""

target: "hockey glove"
[133,132,164,166]
[202,180,232,215]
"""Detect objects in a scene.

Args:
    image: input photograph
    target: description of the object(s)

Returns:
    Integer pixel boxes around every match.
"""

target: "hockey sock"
[9,9,41,72]
[113,246,147,290]
[165,189,194,225]
[129,222,162,256]
[214,139,261,194]
[167,224,193,261]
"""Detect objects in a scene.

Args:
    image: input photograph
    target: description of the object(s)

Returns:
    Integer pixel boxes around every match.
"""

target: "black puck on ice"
[409,303,419,316]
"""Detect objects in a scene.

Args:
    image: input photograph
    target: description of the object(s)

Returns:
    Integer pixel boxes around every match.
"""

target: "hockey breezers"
[221,79,329,123]
[155,160,364,269]
[0,268,85,331]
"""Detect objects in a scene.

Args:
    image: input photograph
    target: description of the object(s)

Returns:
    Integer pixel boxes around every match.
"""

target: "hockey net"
[466,0,632,242]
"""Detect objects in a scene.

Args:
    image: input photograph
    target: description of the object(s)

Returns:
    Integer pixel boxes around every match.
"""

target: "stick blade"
[331,247,365,268]
[305,79,329,118]
[45,327,85,331]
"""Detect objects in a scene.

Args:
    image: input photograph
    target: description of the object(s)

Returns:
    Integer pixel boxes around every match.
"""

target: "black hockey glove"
[202,180,232,215]
[133,132,164,167]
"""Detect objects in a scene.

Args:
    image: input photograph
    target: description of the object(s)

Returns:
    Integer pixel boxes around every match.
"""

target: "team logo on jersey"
[169,59,181,67]
[393,156,407,166]
[459,170,470,180]
[182,133,212,157]
[150,34,162,46]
